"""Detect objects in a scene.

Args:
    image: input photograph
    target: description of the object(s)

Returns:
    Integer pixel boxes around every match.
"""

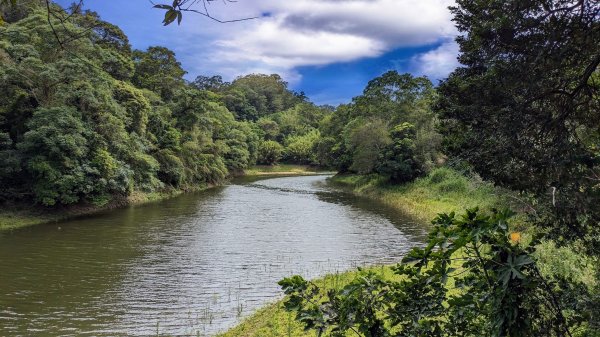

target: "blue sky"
[55,0,459,105]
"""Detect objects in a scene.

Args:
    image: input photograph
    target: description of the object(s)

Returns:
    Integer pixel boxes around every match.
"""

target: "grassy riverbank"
[0,188,194,232]
[0,165,327,232]
[217,266,396,337]
[330,167,507,222]
[243,164,332,176]
[219,167,596,337]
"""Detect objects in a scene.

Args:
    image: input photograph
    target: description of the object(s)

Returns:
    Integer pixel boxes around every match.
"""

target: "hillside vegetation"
[1,1,598,336]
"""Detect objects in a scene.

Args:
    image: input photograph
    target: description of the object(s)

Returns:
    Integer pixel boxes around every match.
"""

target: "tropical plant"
[280,208,590,337]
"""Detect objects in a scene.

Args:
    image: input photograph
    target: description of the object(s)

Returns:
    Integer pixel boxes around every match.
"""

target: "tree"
[257,118,280,140]
[132,46,186,101]
[0,4,265,206]
[18,107,92,205]
[348,119,391,174]
[229,74,302,119]
[318,72,440,178]
[257,140,284,165]
[436,0,600,252]
[284,129,320,165]
[192,75,228,92]
[376,123,423,183]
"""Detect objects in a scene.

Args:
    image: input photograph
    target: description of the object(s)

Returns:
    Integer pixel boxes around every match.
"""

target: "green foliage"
[18,107,92,205]
[376,123,423,183]
[349,119,391,174]
[222,127,252,171]
[257,118,280,140]
[113,81,150,135]
[281,209,590,337]
[436,0,600,253]
[227,74,302,120]
[132,46,186,101]
[192,74,227,91]
[1,4,309,207]
[257,140,284,165]
[319,71,440,182]
[284,129,320,165]
[312,136,338,168]
[0,131,20,181]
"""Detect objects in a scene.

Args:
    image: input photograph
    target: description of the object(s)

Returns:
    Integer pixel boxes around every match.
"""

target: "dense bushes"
[0,5,442,212]
[280,209,590,337]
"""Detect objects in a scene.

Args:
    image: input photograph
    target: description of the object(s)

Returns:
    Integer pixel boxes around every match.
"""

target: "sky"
[55,0,460,105]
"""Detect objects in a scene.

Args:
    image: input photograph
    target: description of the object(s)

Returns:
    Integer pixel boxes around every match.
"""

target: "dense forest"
[0,1,441,208]
[1,0,599,336]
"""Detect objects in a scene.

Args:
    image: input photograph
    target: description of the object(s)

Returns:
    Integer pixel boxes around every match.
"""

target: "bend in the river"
[0,175,428,336]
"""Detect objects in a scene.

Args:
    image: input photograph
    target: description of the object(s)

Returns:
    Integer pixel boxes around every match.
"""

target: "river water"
[0,175,428,336]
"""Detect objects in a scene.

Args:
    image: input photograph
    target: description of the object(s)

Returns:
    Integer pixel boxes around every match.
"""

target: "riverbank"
[217,168,507,337]
[219,168,596,337]
[0,188,195,232]
[217,266,395,337]
[0,164,325,232]
[329,167,508,222]
[243,164,332,176]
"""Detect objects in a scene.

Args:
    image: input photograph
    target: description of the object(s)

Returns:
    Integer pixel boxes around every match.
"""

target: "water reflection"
[0,175,428,336]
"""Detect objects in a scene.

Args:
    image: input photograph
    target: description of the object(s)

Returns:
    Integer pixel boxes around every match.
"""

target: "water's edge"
[0,170,332,232]
[0,175,428,336]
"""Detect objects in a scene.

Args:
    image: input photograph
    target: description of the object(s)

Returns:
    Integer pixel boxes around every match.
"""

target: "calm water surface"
[0,175,428,336]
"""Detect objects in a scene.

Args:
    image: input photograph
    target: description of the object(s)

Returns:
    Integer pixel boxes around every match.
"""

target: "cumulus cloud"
[216,19,386,68]
[174,0,457,83]
[410,39,460,81]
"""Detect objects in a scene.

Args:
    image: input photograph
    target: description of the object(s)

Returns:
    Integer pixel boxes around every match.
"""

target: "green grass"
[220,167,599,337]
[0,188,193,232]
[216,266,396,337]
[244,164,333,176]
[329,167,505,222]
[0,209,60,231]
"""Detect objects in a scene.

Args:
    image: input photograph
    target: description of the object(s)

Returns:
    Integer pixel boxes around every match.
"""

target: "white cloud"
[216,19,386,68]
[170,0,458,83]
[409,39,460,81]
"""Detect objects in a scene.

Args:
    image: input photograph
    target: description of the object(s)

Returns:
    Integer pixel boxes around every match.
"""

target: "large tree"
[436,0,600,252]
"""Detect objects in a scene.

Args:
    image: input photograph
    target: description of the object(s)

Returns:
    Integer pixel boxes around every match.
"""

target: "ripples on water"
[0,175,428,336]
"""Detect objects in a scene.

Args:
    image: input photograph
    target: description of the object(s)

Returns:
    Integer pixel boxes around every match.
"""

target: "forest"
[0,0,599,336]
[0,1,441,208]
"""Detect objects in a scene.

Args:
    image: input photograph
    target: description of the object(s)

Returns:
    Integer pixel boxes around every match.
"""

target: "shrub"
[257,140,284,165]
[280,209,588,337]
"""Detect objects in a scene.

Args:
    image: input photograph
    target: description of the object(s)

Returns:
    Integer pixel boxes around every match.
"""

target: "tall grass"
[330,167,504,222]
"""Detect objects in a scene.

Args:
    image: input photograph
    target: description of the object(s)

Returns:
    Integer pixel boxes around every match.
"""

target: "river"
[0,175,428,336]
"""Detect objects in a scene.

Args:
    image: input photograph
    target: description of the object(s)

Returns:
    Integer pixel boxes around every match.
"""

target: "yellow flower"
[510,232,521,243]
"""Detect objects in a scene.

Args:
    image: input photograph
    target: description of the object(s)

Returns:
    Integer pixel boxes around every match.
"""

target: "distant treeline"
[0,1,440,207]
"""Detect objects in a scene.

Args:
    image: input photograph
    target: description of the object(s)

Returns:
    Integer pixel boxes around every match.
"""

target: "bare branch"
[150,0,259,25]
